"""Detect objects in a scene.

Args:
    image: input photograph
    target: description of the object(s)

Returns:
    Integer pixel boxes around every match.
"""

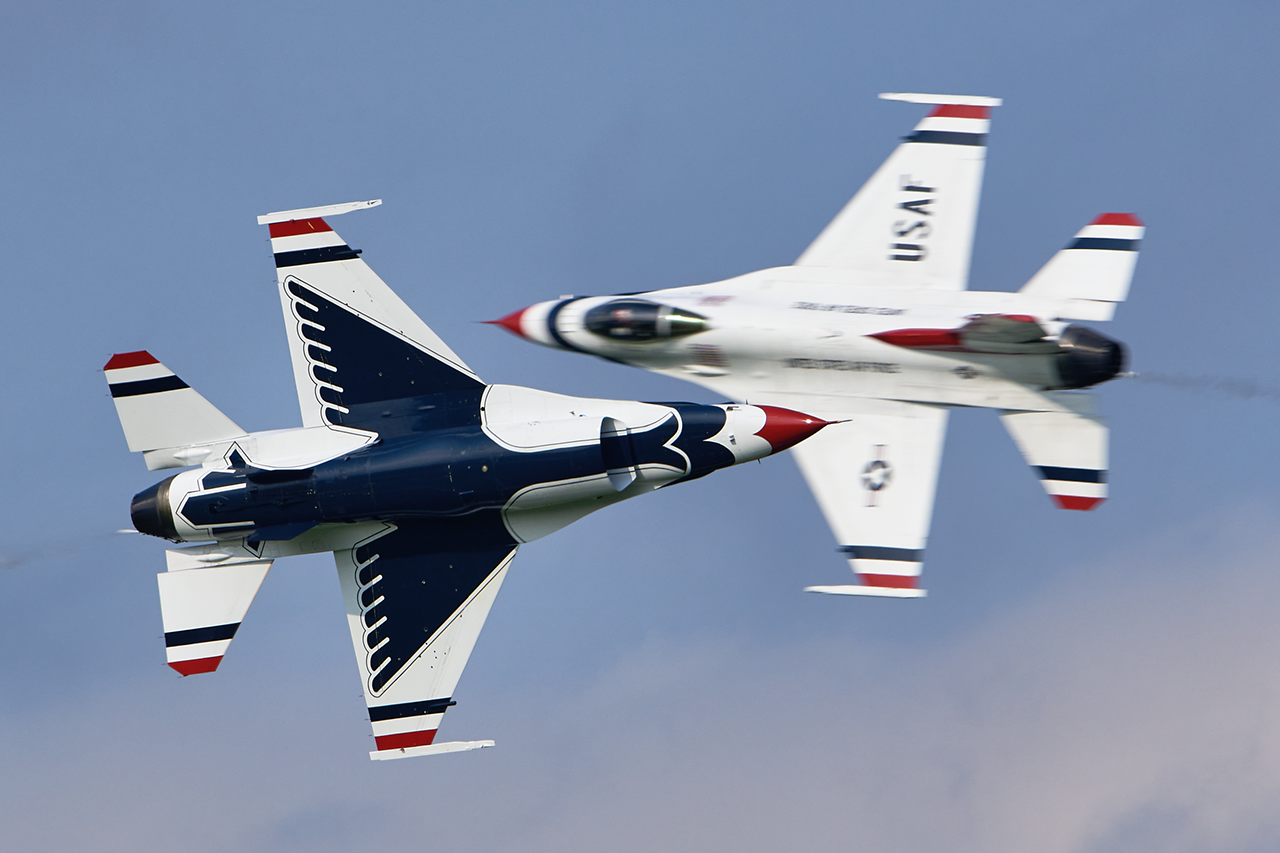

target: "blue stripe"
[275,245,362,267]
[905,130,987,147]
[1035,466,1107,483]
[109,375,188,398]
[165,623,239,648]
[839,546,924,562]
[368,698,456,722]
[1067,237,1140,251]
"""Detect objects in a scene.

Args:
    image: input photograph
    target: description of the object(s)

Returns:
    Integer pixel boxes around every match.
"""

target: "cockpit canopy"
[583,299,709,342]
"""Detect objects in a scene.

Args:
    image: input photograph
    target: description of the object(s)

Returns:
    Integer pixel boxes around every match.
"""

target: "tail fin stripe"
[1067,237,1140,252]
[104,351,160,370]
[268,218,334,239]
[109,375,189,398]
[838,545,924,562]
[275,245,362,268]
[164,622,239,648]
[368,698,456,722]
[1035,466,1107,483]
[905,130,987,146]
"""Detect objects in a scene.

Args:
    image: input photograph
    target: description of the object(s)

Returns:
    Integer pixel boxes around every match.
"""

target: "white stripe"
[1074,224,1145,240]
[850,558,922,578]
[270,231,347,252]
[165,638,231,663]
[370,713,446,738]
[913,116,991,134]
[106,362,173,383]
[1041,481,1107,498]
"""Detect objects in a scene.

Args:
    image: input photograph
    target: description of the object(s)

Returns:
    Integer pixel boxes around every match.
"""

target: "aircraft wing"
[259,201,483,430]
[796,93,999,291]
[335,522,516,760]
[790,399,949,597]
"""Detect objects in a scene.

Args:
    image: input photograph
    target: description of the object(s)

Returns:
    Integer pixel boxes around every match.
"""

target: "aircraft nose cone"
[754,406,832,454]
[485,307,529,338]
[131,476,178,540]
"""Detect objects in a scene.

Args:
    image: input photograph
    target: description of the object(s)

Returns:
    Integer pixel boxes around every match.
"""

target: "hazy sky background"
[3,2,1280,850]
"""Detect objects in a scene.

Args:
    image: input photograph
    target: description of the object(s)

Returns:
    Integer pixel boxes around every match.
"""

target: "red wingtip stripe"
[859,574,920,589]
[169,656,223,676]
[929,104,990,120]
[375,729,439,751]
[1090,213,1143,227]
[1052,495,1105,511]
[268,217,334,238]
[104,351,159,371]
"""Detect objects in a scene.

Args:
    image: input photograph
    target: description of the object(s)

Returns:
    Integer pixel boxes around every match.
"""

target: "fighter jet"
[107,200,828,760]
[492,93,1142,598]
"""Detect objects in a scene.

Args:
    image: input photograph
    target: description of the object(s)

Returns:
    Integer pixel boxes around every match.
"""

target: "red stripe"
[1090,213,1143,227]
[169,656,222,676]
[1051,495,1105,511]
[104,351,159,370]
[375,729,438,751]
[929,104,990,119]
[870,328,963,349]
[859,574,919,589]
[268,218,333,238]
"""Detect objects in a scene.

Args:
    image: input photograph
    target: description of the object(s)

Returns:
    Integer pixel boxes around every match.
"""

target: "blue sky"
[4,2,1280,850]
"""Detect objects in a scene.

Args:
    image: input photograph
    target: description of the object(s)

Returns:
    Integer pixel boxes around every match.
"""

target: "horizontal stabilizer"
[1019,214,1144,321]
[157,560,272,675]
[1000,405,1108,510]
[369,739,495,761]
[105,352,246,461]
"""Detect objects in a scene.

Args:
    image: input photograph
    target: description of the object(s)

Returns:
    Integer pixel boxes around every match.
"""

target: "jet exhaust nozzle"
[131,476,179,541]
[1055,324,1126,389]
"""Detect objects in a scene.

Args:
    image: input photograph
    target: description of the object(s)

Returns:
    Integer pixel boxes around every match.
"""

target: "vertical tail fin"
[1019,213,1144,321]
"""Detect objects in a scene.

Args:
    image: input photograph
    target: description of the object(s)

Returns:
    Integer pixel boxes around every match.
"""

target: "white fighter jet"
[492,93,1142,598]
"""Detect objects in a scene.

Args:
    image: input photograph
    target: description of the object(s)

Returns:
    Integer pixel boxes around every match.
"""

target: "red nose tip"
[485,307,529,338]
[754,406,832,453]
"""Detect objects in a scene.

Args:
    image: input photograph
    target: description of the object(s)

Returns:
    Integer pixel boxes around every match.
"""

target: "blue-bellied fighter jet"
[107,200,829,760]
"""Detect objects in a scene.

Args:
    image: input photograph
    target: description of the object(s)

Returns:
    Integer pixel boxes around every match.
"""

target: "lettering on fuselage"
[890,176,934,262]
[784,358,900,373]
[791,302,905,316]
